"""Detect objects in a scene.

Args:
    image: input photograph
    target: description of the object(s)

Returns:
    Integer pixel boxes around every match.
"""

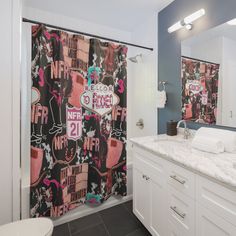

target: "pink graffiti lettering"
[118,80,124,93]
[43,178,65,190]
[84,114,99,121]
[51,90,62,106]
[44,31,60,42]
[38,68,45,87]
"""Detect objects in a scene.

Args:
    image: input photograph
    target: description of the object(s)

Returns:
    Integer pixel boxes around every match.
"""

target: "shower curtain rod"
[22,18,154,51]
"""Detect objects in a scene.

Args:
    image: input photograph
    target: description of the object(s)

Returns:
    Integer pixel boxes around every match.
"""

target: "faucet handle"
[184,128,191,139]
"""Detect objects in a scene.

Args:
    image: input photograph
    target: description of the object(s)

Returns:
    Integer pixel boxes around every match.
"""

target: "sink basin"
[147,138,191,154]
[153,139,183,144]
[152,138,187,146]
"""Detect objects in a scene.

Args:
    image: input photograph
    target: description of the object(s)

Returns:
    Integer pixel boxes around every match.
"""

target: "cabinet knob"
[142,174,146,179]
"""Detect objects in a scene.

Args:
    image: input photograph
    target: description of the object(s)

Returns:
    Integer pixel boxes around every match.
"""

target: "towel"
[157,90,167,108]
[191,135,224,154]
[195,127,236,153]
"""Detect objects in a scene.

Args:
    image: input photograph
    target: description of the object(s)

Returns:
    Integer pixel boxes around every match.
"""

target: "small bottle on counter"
[166,120,178,136]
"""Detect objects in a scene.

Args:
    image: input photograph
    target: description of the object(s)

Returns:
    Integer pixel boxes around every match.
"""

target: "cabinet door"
[133,168,150,225]
[196,204,236,236]
[149,171,166,236]
[167,219,185,236]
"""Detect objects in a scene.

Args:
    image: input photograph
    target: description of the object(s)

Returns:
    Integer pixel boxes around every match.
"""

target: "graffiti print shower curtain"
[30,25,127,217]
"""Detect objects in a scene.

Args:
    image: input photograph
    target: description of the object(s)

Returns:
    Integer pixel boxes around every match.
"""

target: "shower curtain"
[30,25,127,217]
[181,56,219,124]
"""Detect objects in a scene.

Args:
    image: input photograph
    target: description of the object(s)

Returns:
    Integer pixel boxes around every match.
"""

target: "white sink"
[152,138,188,146]
[148,138,191,155]
[153,139,183,144]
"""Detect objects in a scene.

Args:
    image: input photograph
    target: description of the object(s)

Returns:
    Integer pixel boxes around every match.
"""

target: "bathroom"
[0,0,236,235]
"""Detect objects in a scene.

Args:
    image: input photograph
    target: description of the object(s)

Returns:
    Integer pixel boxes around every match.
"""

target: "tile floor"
[52,201,151,236]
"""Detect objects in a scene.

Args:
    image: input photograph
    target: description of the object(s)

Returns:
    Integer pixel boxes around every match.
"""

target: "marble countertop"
[130,134,236,190]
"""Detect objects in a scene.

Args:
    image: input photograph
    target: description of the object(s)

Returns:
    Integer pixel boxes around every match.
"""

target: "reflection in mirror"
[181,19,236,128]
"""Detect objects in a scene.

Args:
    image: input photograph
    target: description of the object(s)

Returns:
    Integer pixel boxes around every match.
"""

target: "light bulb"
[184,9,205,25]
[168,21,183,33]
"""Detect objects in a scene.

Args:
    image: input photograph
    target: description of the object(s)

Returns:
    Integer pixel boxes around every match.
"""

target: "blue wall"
[158,0,236,134]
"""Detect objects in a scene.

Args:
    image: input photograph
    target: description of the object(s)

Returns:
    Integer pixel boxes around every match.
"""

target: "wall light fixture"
[168,9,205,33]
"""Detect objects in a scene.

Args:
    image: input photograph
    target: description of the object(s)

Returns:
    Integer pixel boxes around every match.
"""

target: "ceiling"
[23,0,174,31]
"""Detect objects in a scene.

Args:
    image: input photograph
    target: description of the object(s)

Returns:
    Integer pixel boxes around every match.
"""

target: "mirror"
[181,19,236,128]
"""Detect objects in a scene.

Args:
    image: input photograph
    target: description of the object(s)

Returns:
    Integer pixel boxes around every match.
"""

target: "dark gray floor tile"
[72,223,109,236]
[52,223,70,236]
[126,226,152,236]
[69,213,102,235]
[99,204,142,236]
[123,200,133,214]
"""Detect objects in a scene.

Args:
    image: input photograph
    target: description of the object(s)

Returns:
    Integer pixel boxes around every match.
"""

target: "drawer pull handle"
[170,175,186,185]
[170,206,186,219]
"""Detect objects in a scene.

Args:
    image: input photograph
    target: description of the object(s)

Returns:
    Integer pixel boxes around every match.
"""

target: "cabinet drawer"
[133,151,166,185]
[196,175,236,227]
[132,145,166,166]
[167,161,195,199]
[196,204,236,236]
[167,185,195,236]
[167,218,192,236]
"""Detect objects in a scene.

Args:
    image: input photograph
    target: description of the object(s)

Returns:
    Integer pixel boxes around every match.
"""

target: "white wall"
[0,0,21,225]
[186,37,222,64]
[129,13,158,139]
[221,37,236,127]
[0,0,13,225]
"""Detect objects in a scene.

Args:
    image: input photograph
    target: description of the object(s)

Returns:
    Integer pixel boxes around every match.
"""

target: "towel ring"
[159,81,167,91]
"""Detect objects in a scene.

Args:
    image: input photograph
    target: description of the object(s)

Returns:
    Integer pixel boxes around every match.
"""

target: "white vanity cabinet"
[132,145,236,236]
[133,147,167,236]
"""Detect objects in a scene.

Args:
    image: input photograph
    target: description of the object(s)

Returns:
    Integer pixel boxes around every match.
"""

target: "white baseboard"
[53,194,133,226]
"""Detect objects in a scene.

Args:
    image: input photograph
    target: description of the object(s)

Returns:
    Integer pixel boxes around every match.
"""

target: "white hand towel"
[157,90,167,108]
[191,135,224,154]
[195,127,236,153]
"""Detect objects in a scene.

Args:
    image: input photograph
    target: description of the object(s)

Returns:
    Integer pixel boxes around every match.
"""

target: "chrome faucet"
[176,120,190,139]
